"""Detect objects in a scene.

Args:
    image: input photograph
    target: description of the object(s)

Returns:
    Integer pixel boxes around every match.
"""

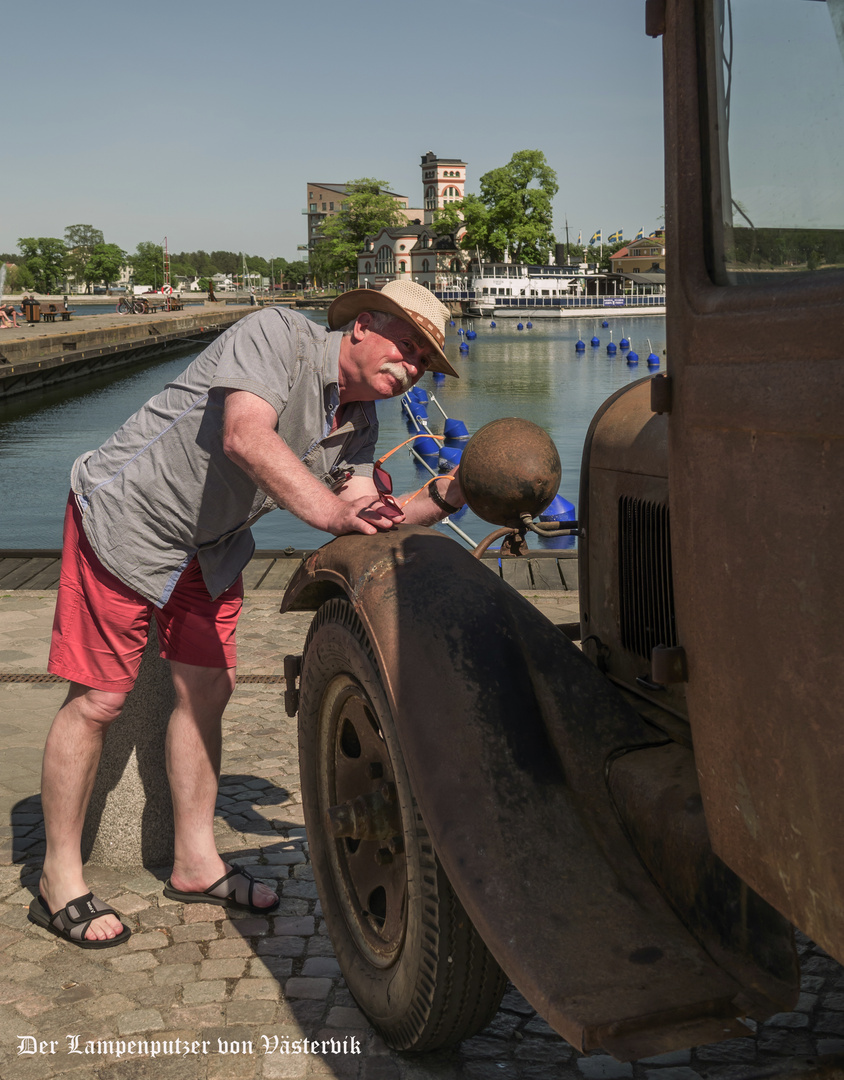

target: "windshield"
[707,0,844,284]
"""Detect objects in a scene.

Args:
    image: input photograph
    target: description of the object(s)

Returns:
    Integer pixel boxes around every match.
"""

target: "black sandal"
[163,863,280,914]
[28,892,131,949]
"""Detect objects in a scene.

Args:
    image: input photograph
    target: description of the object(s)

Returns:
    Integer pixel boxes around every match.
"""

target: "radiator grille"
[618,497,677,659]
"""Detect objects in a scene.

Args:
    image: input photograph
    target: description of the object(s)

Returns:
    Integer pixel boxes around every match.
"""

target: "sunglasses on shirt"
[372,435,447,512]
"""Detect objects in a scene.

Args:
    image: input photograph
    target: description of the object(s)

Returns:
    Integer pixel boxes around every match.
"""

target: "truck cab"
[281,0,844,1061]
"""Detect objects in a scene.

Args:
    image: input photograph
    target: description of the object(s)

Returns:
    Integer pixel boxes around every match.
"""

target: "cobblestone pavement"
[1,590,843,1080]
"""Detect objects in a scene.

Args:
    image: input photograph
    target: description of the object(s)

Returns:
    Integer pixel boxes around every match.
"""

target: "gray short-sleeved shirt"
[71,308,378,606]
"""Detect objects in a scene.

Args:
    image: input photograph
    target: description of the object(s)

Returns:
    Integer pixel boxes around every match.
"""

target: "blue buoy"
[411,405,429,424]
[443,418,470,444]
[539,494,577,551]
[458,327,464,335]
[466,330,476,340]
[607,341,617,355]
[459,342,469,353]
[413,436,441,461]
[575,339,586,352]
[627,349,639,363]
[591,336,600,347]
[439,445,463,471]
[517,322,524,331]
[602,320,609,328]
[432,371,445,382]
[647,354,660,368]
[526,320,533,328]
[449,319,455,326]
[620,337,630,349]
[489,320,496,328]
[408,386,428,403]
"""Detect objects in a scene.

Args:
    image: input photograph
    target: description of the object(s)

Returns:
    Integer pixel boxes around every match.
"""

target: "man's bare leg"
[38,684,128,941]
[165,662,278,908]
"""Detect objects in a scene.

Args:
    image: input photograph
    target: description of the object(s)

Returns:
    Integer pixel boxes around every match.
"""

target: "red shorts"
[48,495,243,692]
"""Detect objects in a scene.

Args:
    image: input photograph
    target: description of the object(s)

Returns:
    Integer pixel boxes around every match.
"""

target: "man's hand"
[222,390,402,537]
[334,494,405,535]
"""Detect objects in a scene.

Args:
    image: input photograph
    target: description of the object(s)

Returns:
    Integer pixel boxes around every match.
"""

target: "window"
[422,259,430,272]
[399,263,407,272]
[310,204,317,212]
[376,246,394,274]
[329,202,334,211]
[322,202,326,210]
[706,0,844,285]
[365,262,371,274]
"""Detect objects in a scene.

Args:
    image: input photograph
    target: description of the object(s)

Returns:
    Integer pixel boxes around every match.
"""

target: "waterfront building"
[609,229,667,276]
[420,151,467,224]
[304,182,424,257]
[357,225,469,291]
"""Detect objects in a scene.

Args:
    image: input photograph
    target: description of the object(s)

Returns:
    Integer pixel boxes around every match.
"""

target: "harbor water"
[0,312,667,553]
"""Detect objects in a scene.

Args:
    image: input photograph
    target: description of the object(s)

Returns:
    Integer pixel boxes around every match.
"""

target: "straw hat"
[328,279,458,377]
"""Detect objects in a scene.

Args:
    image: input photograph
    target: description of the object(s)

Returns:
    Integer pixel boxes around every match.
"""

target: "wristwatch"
[428,479,462,514]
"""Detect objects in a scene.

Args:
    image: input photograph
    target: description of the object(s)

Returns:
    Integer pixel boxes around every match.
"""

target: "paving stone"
[643,1069,703,1080]
[638,1050,692,1065]
[153,962,198,985]
[222,916,273,938]
[207,936,255,959]
[231,978,281,1000]
[172,920,218,943]
[257,936,306,958]
[326,1005,370,1029]
[577,1055,634,1079]
[200,957,248,980]
[124,927,170,951]
[226,998,278,1024]
[106,950,159,972]
[302,956,342,978]
[116,1007,166,1034]
[284,976,332,1000]
[182,979,228,1004]
[110,892,151,915]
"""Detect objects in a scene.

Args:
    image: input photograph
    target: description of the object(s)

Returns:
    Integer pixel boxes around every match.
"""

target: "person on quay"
[32,279,465,947]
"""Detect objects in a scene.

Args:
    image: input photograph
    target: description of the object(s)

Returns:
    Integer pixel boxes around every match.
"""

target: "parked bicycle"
[116,296,149,314]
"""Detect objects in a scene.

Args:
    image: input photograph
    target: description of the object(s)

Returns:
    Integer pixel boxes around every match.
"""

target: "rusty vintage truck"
[279,0,844,1061]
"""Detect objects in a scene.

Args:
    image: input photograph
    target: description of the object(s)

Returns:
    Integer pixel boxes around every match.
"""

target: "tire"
[116,299,130,314]
[298,597,506,1052]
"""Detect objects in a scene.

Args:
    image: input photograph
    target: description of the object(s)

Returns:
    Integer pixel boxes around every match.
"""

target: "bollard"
[81,623,175,867]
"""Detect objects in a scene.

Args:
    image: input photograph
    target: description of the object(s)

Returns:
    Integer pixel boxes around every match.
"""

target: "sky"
[3,0,667,262]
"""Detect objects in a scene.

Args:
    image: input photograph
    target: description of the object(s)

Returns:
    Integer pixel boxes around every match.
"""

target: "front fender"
[281,527,750,1058]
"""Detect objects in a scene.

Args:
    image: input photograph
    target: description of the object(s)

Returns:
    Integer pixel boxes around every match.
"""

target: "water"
[0,314,666,552]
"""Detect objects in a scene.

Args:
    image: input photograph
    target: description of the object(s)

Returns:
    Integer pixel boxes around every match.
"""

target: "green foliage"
[729,226,844,271]
[17,237,68,293]
[85,243,126,287]
[444,150,558,264]
[284,260,309,288]
[315,179,409,284]
[3,262,35,291]
[64,225,104,288]
[130,241,164,287]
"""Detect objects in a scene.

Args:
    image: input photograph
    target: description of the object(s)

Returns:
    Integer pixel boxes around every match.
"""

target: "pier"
[0,301,253,400]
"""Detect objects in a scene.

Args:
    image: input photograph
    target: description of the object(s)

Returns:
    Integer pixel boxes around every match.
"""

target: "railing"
[434,291,667,307]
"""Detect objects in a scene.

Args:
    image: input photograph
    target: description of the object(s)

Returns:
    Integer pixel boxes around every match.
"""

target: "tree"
[315,179,409,285]
[17,237,68,293]
[130,241,164,288]
[284,260,309,289]
[64,225,104,291]
[85,243,126,288]
[437,150,559,264]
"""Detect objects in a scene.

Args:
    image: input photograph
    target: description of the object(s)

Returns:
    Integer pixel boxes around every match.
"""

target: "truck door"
[662,0,844,959]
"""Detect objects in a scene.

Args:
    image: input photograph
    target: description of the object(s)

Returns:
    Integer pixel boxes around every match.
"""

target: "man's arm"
[221,390,402,536]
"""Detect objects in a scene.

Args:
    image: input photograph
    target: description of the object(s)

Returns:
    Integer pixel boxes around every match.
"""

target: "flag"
[589,230,602,245]
[577,231,582,245]
[608,229,622,244]
[635,226,645,240]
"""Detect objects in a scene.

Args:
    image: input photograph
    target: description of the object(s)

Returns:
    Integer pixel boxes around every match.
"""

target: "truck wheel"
[298,597,506,1051]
